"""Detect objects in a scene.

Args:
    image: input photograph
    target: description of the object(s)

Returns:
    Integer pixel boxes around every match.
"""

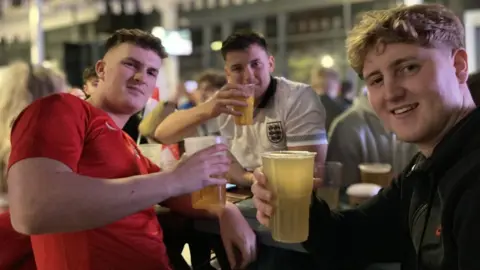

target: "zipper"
[410,203,428,231]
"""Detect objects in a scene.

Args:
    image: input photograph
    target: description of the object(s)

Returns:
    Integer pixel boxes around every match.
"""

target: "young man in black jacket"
[252,4,480,270]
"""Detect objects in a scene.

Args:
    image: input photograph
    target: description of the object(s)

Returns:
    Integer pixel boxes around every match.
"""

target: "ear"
[453,49,468,84]
[268,55,275,73]
[95,60,106,81]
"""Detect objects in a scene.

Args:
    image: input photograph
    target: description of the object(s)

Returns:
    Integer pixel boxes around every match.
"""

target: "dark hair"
[221,30,268,60]
[196,69,227,89]
[104,29,168,59]
[82,66,97,83]
[468,71,480,106]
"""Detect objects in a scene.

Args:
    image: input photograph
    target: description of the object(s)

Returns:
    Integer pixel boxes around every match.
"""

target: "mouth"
[127,86,143,95]
[390,103,419,116]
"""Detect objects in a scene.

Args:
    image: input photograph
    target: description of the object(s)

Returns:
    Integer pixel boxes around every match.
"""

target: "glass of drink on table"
[358,163,392,188]
[233,84,255,125]
[262,151,316,243]
[184,136,228,210]
[315,162,343,209]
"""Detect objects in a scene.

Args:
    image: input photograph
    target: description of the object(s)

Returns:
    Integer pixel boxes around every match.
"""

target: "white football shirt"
[217,77,328,170]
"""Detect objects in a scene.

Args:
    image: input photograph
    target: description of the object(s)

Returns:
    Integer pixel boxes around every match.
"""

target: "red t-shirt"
[0,212,35,270]
[8,93,171,270]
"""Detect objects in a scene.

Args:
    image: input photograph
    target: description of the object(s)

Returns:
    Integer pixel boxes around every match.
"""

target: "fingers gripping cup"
[262,151,316,243]
[233,84,255,126]
[184,136,228,210]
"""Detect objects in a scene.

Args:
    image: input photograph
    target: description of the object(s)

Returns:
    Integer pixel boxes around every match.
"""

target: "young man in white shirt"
[152,30,328,187]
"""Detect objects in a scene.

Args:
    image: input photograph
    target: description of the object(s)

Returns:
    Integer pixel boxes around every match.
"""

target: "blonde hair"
[347,4,464,77]
[0,61,66,193]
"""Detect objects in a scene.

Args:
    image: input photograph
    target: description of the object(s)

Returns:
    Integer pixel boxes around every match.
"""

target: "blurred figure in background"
[69,87,86,99]
[327,86,418,189]
[82,66,98,97]
[338,80,355,109]
[310,67,345,133]
[0,61,67,270]
[140,69,226,140]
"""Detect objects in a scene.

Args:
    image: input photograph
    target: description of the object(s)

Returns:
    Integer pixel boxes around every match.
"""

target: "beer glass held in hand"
[358,163,392,188]
[233,84,255,125]
[184,136,228,210]
[315,162,343,210]
[262,151,316,243]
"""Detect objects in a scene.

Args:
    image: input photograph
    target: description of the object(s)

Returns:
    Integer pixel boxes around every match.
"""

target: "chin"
[394,130,424,144]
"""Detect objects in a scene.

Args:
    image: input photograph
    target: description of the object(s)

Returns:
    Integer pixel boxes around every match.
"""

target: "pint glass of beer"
[358,163,392,188]
[184,136,228,210]
[315,162,343,209]
[346,183,382,207]
[262,151,316,243]
[233,84,255,125]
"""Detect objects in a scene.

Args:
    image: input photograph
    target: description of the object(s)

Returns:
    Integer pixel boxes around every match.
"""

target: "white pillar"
[202,24,213,69]
[221,21,232,40]
[276,12,287,76]
[29,0,45,65]
[159,1,179,100]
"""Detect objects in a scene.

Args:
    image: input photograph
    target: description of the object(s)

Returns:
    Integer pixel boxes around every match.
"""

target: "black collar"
[257,76,277,109]
[414,107,480,177]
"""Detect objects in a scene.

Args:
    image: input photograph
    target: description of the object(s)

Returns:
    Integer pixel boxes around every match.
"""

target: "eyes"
[122,61,158,77]
[231,60,263,73]
[366,63,421,87]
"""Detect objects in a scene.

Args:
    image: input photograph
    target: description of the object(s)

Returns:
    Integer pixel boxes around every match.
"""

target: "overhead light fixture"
[210,41,222,51]
[320,55,334,68]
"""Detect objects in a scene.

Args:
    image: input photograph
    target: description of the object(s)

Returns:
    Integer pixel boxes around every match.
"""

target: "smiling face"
[224,44,275,99]
[95,43,162,115]
[363,43,469,148]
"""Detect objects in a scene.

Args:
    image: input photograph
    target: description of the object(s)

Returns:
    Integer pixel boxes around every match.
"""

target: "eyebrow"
[229,58,261,69]
[124,57,159,73]
[364,56,418,81]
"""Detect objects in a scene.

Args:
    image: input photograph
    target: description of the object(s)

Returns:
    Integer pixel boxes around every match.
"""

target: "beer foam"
[358,163,392,173]
[346,183,382,197]
[261,151,316,159]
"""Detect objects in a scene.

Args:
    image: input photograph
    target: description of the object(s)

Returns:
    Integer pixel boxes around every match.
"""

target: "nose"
[133,71,145,83]
[242,66,256,85]
[384,78,406,102]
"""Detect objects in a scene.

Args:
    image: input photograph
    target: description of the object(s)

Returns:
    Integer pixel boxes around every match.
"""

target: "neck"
[87,95,132,129]
[419,99,476,157]
[255,76,272,107]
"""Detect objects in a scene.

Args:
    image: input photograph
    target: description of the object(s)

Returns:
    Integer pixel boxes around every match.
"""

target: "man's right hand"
[199,84,249,118]
[169,144,231,196]
[251,167,274,227]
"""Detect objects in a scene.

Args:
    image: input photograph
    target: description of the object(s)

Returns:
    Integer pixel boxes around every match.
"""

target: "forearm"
[139,102,176,141]
[8,164,177,234]
[227,152,254,187]
[153,104,211,144]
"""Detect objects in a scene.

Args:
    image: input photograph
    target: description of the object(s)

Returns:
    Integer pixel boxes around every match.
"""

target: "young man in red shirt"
[6,29,256,270]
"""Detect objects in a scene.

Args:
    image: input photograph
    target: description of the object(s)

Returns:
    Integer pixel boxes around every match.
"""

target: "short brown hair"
[104,29,168,59]
[82,66,97,83]
[347,4,464,78]
[221,30,268,60]
[196,70,227,89]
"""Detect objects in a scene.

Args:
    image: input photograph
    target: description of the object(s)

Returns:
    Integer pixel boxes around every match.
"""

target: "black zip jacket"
[303,107,480,270]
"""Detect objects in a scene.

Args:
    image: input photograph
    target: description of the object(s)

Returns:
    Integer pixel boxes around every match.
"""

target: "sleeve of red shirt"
[8,93,88,172]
